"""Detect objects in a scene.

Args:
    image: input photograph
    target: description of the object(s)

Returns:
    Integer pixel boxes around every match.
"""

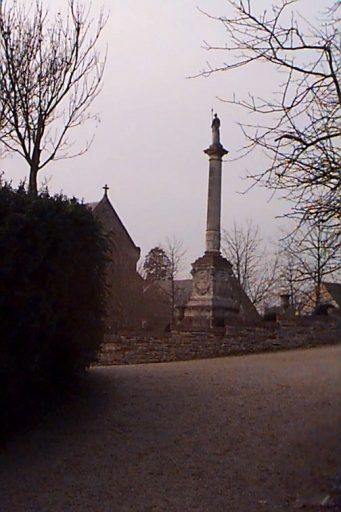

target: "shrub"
[0,184,108,418]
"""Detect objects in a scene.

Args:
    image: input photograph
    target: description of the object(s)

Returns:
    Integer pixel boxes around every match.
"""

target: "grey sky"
[3,0,329,275]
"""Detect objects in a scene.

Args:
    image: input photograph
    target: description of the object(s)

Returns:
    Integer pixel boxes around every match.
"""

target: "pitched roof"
[88,193,139,253]
[154,279,193,307]
[322,282,341,308]
[143,277,191,293]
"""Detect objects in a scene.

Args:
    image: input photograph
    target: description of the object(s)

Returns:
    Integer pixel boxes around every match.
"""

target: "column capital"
[204,145,228,158]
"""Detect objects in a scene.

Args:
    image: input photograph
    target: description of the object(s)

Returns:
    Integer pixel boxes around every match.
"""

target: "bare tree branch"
[0,0,108,195]
[222,219,278,311]
[278,219,341,311]
[194,0,340,225]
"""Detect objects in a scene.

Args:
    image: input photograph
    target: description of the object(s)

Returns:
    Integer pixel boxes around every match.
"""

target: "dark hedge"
[0,184,108,421]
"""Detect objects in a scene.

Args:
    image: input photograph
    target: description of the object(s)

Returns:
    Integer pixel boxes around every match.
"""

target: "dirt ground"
[0,346,341,511]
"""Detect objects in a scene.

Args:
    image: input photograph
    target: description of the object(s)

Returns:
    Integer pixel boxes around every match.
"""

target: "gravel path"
[1,346,341,511]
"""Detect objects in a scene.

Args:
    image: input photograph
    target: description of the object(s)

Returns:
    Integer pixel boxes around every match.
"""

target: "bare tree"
[196,0,340,224]
[278,220,341,312]
[162,236,187,321]
[222,220,278,311]
[0,0,107,195]
[276,243,308,314]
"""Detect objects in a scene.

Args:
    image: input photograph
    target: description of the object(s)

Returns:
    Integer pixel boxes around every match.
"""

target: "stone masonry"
[96,318,340,366]
[183,115,245,328]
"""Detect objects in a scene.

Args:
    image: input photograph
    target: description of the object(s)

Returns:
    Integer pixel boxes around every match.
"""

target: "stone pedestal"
[184,252,239,328]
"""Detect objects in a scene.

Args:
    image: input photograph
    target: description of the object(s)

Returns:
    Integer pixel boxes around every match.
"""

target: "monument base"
[183,252,240,329]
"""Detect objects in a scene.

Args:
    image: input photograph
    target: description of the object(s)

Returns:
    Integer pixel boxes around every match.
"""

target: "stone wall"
[96,318,340,366]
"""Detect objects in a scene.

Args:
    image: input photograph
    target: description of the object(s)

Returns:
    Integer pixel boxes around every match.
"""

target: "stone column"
[204,114,228,254]
[205,149,228,253]
[182,114,240,328]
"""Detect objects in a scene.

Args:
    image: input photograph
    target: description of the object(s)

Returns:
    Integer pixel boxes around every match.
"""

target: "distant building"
[263,293,297,321]
[142,279,193,328]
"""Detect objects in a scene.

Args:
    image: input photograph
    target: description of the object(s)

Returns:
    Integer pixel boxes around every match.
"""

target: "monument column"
[183,114,240,328]
[204,114,228,254]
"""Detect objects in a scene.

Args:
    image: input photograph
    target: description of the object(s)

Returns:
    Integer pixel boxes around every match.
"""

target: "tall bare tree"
[197,0,340,225]
[222,220,278,311]
[0,0,107,195]
[278,220,341,312]
[163,236,187,321]
[276,241,308,314]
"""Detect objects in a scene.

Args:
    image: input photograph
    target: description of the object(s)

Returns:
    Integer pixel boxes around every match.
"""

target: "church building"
[88,186,144,332]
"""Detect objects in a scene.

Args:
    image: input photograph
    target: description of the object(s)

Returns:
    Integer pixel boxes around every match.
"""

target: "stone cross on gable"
[103,184,109,197]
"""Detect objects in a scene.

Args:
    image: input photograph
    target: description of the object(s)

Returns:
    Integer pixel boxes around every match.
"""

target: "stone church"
[88,187,144,332]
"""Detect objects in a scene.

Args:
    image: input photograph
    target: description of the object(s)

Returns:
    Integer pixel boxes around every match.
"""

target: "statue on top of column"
[211,113,221,146]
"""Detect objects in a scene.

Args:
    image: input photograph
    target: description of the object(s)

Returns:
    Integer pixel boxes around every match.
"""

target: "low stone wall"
[96,318,340,366]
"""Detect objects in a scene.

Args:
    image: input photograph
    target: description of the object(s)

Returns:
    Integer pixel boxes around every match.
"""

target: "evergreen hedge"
[0,184,108,420]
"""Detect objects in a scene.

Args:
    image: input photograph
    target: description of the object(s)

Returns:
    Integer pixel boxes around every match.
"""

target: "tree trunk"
[171,277,175,323]
[29,140,41,196]
[28,166,38,196]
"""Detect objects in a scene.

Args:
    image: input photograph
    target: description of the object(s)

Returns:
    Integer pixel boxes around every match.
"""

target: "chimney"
[280,293,290,311]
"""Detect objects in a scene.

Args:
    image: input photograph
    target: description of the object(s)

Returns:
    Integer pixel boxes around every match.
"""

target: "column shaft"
[205,156,222,253]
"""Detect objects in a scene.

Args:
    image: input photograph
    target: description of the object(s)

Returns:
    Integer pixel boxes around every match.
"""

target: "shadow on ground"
[0,346,340,512]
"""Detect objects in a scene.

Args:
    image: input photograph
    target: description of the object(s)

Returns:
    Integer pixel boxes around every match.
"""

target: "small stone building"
[88,188,144,332]
[318,282,341,314]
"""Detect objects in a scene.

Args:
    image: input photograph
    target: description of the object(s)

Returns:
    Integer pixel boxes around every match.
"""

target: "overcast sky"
[4,0,329,275]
